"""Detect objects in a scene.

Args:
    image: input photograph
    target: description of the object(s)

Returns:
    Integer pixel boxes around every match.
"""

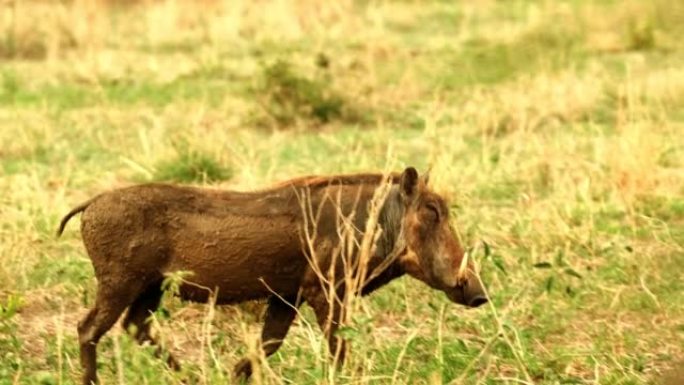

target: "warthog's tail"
[56,197,97,237]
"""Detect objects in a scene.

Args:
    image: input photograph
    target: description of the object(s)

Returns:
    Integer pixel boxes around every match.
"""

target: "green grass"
[1,0,683,384]
[0,71,240,109]
[152,145,233,183]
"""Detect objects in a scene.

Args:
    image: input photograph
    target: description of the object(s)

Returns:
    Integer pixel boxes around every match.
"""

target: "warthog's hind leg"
[122,281,180,370]
[234,295,299,380]
[78,281,142,385]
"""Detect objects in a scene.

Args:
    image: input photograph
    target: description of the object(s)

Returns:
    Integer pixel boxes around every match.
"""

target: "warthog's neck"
[376,186,405,260]
[358,186,407,295]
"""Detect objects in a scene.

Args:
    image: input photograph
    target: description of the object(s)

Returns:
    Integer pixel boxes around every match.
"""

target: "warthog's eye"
[424,202,440,222]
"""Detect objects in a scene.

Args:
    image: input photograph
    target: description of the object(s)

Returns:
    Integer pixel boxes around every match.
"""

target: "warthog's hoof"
[234,358,253,381]
[166,354,181,371]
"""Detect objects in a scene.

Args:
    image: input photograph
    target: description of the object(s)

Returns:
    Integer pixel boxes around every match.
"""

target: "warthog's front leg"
[234,295,299,380]
[303,287,347,368]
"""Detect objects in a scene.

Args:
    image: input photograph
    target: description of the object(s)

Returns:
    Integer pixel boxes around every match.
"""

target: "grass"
[1,0,683,384]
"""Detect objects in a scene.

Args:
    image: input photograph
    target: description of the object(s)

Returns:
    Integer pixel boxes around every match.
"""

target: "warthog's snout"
[468,294,488,308]
[464,278,488,308]
[446,277,488,308]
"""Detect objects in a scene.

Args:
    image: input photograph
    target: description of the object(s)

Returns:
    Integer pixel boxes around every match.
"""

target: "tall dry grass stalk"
[291,169,400,382]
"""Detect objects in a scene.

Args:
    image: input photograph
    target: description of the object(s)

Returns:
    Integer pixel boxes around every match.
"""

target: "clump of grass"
[254,59,357,128]
[0,25,49,60]
[0,70,20,100]
[0,294,22,322]
[153,147,232,184]
[0,294,23,381]
[627,18,656,51]
[0,2,72,60]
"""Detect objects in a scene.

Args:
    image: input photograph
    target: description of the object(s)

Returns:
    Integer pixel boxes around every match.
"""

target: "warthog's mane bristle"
[268,173,402,191]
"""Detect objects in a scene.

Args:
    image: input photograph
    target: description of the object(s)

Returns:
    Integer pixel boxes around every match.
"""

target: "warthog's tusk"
[457,249,470,282]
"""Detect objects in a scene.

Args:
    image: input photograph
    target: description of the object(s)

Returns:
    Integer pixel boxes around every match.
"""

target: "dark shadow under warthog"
[57,167,488,384]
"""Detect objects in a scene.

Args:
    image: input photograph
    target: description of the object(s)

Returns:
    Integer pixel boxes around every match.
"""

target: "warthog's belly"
[163,212,307,304]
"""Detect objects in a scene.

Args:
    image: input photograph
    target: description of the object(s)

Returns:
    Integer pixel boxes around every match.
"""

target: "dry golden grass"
[1,0,683,384]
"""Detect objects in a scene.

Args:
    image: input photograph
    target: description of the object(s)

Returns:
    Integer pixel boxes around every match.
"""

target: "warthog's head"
[397,167,488,308]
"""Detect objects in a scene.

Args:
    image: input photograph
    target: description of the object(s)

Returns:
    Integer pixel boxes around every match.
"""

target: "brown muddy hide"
[397,168,488,308]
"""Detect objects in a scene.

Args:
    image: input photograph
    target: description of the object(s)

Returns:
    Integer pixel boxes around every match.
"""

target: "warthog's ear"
[423,166,432,186]
[400,167,419,200]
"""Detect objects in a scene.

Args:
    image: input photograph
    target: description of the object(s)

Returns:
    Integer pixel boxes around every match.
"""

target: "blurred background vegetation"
[0,0,683,384]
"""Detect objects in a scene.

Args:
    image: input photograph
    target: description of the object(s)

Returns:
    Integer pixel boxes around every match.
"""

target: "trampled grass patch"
[0,0,682,384]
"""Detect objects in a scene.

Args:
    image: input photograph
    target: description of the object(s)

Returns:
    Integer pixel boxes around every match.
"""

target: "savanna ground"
[1,0,683,384]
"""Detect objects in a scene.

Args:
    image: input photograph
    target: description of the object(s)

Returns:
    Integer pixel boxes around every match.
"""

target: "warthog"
[58,167,488,384]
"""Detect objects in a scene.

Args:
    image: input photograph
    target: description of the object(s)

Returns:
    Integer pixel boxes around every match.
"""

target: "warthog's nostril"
[468,295,488,308]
